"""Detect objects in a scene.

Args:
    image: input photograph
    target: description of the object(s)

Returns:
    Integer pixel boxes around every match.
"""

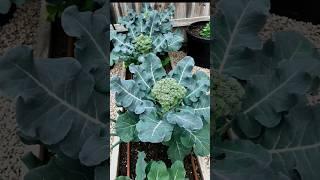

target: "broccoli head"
[213,71,245,119]
[133,34,152,54]
[151,78,187,112]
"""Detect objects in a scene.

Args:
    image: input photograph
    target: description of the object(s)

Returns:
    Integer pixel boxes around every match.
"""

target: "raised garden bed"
[110,4,210,180]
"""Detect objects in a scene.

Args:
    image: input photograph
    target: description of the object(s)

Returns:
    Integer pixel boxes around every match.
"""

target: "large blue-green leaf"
[169,56,194,88]
[136,151,147,180]
[62,6,108,93]
[237,32,320,137]
[147,161,170,180]
[166,107,203,130]
[111,76,154,114]
[184,71,210,105]
[62,6,107,69]
[136,110,173,143]
[130,53,166,92]
[188,95,210,123]
[79,129,108,166]
[257,98,320,180]
[166,135,191,162]
[181,123,209,156]
[213,140,290,180]
[163,31,184,52]
[115,111,139,142]
[0,46,107,165]
[168,161,186,180]
[213,0,270,77]
[0,0,11,14]
[24,155,94,180]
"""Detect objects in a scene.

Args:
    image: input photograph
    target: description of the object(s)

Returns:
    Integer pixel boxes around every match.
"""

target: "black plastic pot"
[0,5,16,27]
[186,21,210,68]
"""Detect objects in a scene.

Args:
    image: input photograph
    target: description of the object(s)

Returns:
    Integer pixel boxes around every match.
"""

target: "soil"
[49,19,70,58]
[117,142,202,180]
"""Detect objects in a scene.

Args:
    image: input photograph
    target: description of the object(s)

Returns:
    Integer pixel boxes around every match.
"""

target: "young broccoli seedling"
[200,22,210,39]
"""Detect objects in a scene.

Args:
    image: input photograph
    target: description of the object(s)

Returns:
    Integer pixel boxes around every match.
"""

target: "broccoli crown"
[151,78,187,112]
[213,71,245,119]
[133,34,152,54]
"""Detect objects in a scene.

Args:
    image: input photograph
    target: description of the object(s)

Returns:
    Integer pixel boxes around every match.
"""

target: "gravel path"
[0,1,41,179]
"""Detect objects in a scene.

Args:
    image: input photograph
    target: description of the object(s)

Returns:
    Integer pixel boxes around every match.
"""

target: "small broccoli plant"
[116,151,186,180]
[110,3,184,66]
[111,53,210,162]
[200,22,210,39]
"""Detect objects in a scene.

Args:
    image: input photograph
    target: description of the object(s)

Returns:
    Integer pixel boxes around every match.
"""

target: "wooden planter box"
[110,48,210,179]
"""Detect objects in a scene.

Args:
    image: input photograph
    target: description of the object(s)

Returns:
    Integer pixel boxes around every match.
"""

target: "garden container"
[186,21,210,68]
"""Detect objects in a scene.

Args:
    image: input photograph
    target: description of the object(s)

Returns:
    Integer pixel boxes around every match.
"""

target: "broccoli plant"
[116,151,186,180]
[110,3,183,66]
[0,5,108,180]
[199,22,210,39]
[0,0,26,14]
[213,0,320,179]
[111,53,210,162]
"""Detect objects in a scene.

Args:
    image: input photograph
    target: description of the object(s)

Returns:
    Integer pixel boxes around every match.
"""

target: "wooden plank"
[111,3,210,21]
[33,0,51,59]
[197,156,210,180]
[111,16,210,32]
[174,3,187,18]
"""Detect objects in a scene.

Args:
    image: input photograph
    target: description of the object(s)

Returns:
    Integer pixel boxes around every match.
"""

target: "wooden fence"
[110,3,210,23]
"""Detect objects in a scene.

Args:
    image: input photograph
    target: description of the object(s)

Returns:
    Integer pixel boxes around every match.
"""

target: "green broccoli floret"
[213,70,245,120]
[151,78,187,112]
[133,34,152,54]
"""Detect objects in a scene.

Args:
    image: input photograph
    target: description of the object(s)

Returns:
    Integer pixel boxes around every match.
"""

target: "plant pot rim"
[186,20,211,41]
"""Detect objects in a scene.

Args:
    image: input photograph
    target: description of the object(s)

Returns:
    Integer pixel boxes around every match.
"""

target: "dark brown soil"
[117,142,202,180]
[189,23,207,39]
[49,19,70,58]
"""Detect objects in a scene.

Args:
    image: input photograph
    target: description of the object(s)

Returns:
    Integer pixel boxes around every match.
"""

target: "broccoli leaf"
[181,123,209,156]
[115,111,139,143]
[168,161,186,180]
[136,151,147,180]
[169,56,194,88]
[213,140,290,180]
[167,108,203,131]
[213,0,270,77]
[184,71,210,105]
[167,135,191,162]
[0,46,107,166]
[147,161,170,180]
[257,98,320,179]
[136,110,173,143]
[237,32,320,137]
[130,53,166,92]
[111,76,154,114]
[24,155,94,180]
